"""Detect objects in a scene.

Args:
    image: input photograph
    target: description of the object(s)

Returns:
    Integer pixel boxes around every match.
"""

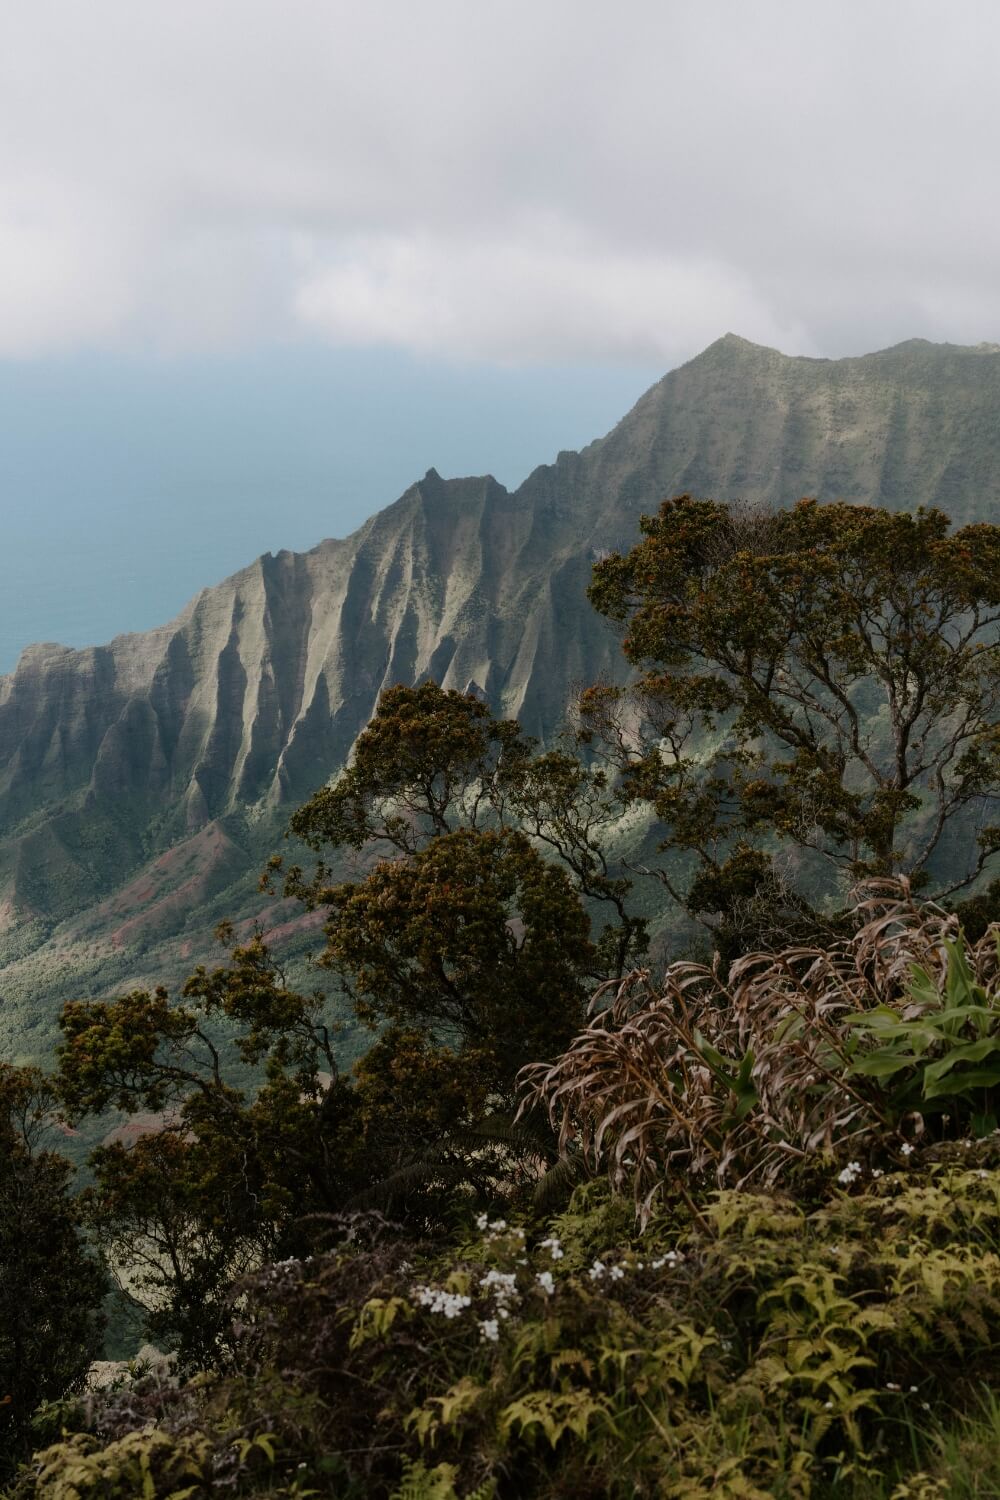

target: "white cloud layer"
[2,0,1000,364]
[293,233,803,363]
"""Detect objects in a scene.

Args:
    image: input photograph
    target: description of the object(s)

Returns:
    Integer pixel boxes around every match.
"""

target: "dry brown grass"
[521,879,1000,1219]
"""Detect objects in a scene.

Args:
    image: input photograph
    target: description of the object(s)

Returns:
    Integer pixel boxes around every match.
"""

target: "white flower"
[609,1265,626,1282]
[650,1250,684,1270]
[480,1268,520,1316]
[871,1168,884,1180]
[481,1269,517,1292]
[900,1142,915,1157]
[475,1212,489,1231]
[886,1382,900,1392]
[588,1260,606,1281]
[413,1285,472,1319]
[479,1318,500,1343]
[540,1236,564,1260]
[488,1218,508,1233]
[536,1271,555,1296]
[837,1160,863,1186]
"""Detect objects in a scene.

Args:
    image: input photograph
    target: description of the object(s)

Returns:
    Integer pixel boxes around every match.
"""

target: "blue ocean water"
[0,349,661,675]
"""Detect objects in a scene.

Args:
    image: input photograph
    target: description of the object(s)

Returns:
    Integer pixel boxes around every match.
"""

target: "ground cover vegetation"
[8,498,1000,1494]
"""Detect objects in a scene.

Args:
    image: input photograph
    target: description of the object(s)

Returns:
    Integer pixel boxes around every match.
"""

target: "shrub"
[524,879,1000,1215]
[21,1161,1000,1499]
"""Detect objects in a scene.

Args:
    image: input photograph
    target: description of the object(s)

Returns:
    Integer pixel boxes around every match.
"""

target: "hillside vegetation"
[7,493,1000,1494]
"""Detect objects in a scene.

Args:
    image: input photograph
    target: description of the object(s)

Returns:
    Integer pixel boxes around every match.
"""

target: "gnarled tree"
[586,496,1000,943]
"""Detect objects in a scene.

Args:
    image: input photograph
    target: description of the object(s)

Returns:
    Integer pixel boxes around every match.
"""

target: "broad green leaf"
[924,1066,1000,1100]
[922,1037,1000,1087]
[850,1052,921,1078]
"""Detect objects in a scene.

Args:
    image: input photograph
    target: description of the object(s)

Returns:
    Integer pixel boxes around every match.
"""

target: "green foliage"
[25,850,1000,1499]
[526,880,1000,1212]
[391,1458,496,1500]
[847,934,1000,1133]
[0,1066,106,1474]
[53,926,367,1364]
[320,827,593,1098]
[586,496,1000,936]
[285,681,646,984]
[49,683,644,1363]
[13,1429,212,1500]
[25,1159,1000,1499]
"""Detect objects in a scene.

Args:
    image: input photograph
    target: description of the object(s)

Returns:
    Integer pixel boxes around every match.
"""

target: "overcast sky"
[3,0,998,365]
[2,0,999,668]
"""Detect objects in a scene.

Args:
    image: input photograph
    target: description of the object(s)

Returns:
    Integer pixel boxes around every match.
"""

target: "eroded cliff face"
[6,333,1000,1054]
[0,468,617,881]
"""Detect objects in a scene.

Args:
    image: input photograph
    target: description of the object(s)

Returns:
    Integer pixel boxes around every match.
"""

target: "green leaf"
[927,1003,996,1028]
[850,1052,921,1078]
[924,1066,1000,1100]
[922,1038,1000,1087]
[844,1007,908,1033]
[908,962,940,1007]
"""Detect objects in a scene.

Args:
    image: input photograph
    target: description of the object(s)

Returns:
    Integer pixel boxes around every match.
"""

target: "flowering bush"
[17,883,1000,1498]
[16,1154,1000,1499]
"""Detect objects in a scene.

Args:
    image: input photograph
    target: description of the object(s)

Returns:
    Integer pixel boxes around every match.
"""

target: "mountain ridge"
[7,331,1000,1057]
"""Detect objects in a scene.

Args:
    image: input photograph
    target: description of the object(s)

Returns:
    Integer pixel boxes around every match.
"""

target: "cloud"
[293,231,804,363]
[2,0,1000,363]
[0,182,133,356]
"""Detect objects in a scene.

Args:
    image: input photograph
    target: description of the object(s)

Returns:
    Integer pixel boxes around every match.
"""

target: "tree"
[285,680,646,978]
[314,826,594,1101]
[273,683,644,1191]
[0,1065,106,1469]
[57,960,363,1367]
[586,496,1000,942]
[54,683,641,1361]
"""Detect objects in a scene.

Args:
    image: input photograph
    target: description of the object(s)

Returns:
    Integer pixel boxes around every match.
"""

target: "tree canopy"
[586,496,1000,942]
[0,1066,105,1470]
[54,683,643,1360]
[286,680,646,978]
